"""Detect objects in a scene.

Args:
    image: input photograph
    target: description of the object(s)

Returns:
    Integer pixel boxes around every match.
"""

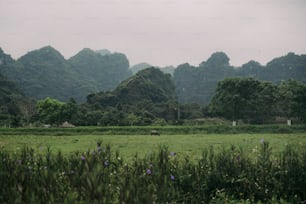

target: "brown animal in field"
[151,130,160,136]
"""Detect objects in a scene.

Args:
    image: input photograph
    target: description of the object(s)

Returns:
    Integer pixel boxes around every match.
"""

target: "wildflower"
[146,169,152,175]
[104,160,109,167]
[260,138,264,144]
[170,175,175,181]
[17,160,22,165]
[170,152,176,157]
[81,155,85,161]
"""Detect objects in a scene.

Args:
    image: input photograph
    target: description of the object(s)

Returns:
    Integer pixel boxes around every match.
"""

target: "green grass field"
[1,129,306,203]
[1,132,305,161]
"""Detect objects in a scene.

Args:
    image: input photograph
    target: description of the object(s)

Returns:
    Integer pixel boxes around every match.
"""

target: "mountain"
[130,63,176,76]
[236,53,306,82]
[173,52,235,104]
[173,52,306,104]
[68,48,132,95]
[0,70,33,127]
[87,67,176,107]
[263,52,306,82]
[1,46,82,101]
[159,65,176,76]
[85,67,177,125]
[129,62,152,74]
[0,46,132,102]
[95,49,111,56]
[1,46,305,105]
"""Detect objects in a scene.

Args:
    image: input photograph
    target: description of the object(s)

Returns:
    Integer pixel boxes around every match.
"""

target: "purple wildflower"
[170,175,175,181]
[104,160,109,167]
[146,169,152,175]
[81,155,85,161]
[260,138,264,144]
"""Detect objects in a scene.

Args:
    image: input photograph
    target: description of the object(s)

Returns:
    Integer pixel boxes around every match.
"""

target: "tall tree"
[277,79,306,122]
[36,97,65,125]
[210,78,276,123]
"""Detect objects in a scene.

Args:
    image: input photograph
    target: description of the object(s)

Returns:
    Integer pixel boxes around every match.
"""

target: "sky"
[1,0,306,67]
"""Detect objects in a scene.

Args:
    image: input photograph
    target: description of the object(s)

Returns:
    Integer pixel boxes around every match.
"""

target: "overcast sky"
[1,0,306,67]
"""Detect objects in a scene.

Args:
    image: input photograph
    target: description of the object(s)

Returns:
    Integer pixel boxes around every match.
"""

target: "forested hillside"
[0,72,33,127]
[2,46,305,105]
[173,52,235,104]
[68,48,131,95]
[0,46,132,102]
[173,52,306,104]
[85,68,178,125]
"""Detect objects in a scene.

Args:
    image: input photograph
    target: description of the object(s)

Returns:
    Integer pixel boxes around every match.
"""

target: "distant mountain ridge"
[1,46,305,105]
[0,46,132,102]
[129,63,152,74]
[130,63,176,76]
[173,52,306,104]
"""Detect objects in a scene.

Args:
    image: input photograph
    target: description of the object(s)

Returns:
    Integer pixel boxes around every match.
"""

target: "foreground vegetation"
[1,141,305,203]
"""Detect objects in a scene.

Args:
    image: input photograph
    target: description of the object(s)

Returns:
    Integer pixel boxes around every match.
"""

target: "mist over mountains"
[0,46,305,105]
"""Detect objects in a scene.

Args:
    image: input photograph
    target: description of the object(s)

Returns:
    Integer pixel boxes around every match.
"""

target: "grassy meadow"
[1,129,306,161]
[1,126,306,203]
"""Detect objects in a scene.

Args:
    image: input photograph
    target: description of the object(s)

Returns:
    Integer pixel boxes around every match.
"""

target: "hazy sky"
[1,0,306,67]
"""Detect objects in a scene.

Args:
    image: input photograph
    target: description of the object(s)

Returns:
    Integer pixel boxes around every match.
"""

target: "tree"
[292,84,306,123]
[278,80,306,122]
[36,97,65,125]
[210,78,276,123]
[276,79,305,120]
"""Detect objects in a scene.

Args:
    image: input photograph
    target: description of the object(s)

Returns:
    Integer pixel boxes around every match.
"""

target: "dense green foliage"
[173,52,306,104]
[210,78,306,123]
[85,68,178,125]
[0,46,132,102]
[1,47,306,126]
[1,142,305,203]
[68,48,131,97]
[0,70,34,127]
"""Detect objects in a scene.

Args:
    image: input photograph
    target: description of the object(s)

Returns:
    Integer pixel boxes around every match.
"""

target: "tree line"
[5,77,304,127]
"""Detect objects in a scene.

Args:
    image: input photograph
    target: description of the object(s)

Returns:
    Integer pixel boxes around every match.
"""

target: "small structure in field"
[151,130,160,136]
[60,121,75,128]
